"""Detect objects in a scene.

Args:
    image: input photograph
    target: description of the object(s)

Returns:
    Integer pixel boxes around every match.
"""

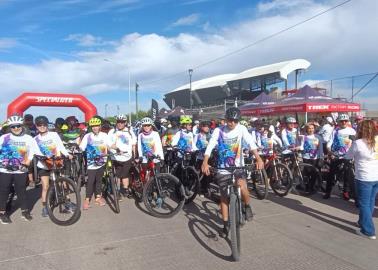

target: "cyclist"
[318,116,335,154]
[54,117,65,134]
[108,114,137,197]
[137,117,164,167]
[257,123,282,156]
[201,107,264,237]
[62,116,82,144]
[171,115,197,153]
[194,120,212,195]
[299,123,324,194]
[80,117,111,210]
[34,116,73,217]
[324,114,356,200]
[0,115,37,224]
[23,114,37,137]
[161,115,179,147]
[281,116,299,154]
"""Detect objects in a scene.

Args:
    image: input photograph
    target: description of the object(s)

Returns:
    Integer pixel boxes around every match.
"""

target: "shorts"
[114,160,132,179]
[38,168,51,177]
[215,169,246,198]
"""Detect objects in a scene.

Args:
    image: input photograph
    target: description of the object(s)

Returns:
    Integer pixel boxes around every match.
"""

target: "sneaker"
[245,204,254,222]
[21,211,33,221]
[355,229,376,240]
[41,206,48,217]
[219,225,229,238]
[83,200,90,210]
[0,213,12,224]
[323,193,331,199]
[95,197,106,206]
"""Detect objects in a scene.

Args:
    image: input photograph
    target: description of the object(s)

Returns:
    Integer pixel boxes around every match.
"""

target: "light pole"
[103,58,131,122]
[117,104,120,115]
[188,69,193,110]
[135,83,139,120]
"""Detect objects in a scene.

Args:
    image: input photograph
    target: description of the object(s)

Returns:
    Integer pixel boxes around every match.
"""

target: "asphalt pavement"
[0,187,377,270]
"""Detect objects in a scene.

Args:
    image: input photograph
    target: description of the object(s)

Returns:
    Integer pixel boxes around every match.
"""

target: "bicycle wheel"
[229,192,241,262]
[269,162,293,197]
[143,173,185,218]
[46,177,81,226]
[109,170,120,214]
[251,168,269,200]
[294,163,321,195]
[183,166,200,204]
[129,168,143,203]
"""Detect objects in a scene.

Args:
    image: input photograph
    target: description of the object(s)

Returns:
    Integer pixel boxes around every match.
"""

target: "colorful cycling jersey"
[108,128,136,162]
[79,132,110,169]
[172,130,196,153]
[328,127,356,157]
[35,131,69,169]
[259,135,274,156]
[0,133,39,174]
[162,127,179,146]
[205,124,257,169]
[194,132,210,160]
[281,128,298,148]
[300,134,323,159]
[138,131,164,163]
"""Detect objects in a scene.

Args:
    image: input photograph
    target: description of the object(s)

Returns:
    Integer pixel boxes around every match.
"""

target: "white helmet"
[337,114,349,122]
[286,117,296,124]
[7,115,24,126]
[140,117,154,126]
[116,114,128,121]
[194,120,200,125]
[160,118,167,124]
[326,116,334,124]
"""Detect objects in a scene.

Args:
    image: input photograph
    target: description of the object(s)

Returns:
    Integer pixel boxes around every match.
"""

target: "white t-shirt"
[34,132,69,169]
[108,128,136,162]
[80,132,111,170]
[0,133,40,174]
[345,138,378,181]
[318,123,334,143]
[137,131,164,163]
[205,124,257,168]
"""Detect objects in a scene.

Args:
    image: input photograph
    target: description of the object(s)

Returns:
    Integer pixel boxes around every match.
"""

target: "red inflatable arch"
[7,92,97,121]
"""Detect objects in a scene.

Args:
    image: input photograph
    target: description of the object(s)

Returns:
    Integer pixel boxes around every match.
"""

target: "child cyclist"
[137,117,164,167]
[171,115,197,154]
[80,117,112,210]
[202,108,264,237]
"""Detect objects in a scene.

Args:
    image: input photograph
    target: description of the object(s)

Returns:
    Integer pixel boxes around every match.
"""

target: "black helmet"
[65,116,79,127]
[55,117,65,128]
[200,120,211,127]
[225,107,241,121]
[168,115,180,125]
[35,116,49,126]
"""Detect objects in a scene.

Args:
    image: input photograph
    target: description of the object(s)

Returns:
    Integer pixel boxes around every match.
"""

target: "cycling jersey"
[0,133,39,174]
[162,127,179,146]
[172,129,196,153]
[205,124,257,169]
[327,127,356,157]
[138,131,164,163]
[300,134,323,159]
[108,128,136,162]
[194,132,211,159]
[281,128,298,154]
[258,133,282,156]
[34,131,69,170]
[80,132,111,170]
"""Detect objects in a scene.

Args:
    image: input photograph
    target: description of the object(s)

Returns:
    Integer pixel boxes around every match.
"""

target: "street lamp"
[135,83,139,120]
[103,58,132,122]
[188,69,193,110]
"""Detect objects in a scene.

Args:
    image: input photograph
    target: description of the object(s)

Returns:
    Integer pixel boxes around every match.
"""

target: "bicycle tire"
[251,168,269,200]
[269,162,293,197]
[294,163,321,195]
[143,173,185,218]
[129,169,143,203]
[229,191,241,262]
[109,170,120,214]
[46,177,81,226]
[171,164,200,204]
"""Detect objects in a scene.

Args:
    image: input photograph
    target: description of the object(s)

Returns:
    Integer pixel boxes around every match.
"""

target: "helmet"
[24,114,33,121]
[35,116,49,126]
[180,115,192,125]
[116,114,128,121]
[337,114,350,121]
[160,118,167,124]
[66,116,79,127]
[200,120,211,127]
[88,117,102,127]
[286,117,296,124]
[239,120,248,127]
[7,115,24,126]
[194,120,200,125]
[55,117,65,128]
[61,124,69,131]
[140,117,154,126]
[225,107,241,121]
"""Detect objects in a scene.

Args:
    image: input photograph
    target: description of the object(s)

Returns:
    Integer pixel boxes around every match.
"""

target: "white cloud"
[64,34,116,47]
[171,13,200,27]
[182,0,214,5]
[0,38,17,51]
[258,0,313,13]
[0,0,377,115]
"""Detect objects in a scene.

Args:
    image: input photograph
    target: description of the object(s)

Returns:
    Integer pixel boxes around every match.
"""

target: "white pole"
[128,71,131,123]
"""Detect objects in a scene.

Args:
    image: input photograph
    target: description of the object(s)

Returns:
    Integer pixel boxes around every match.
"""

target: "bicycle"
[244,154,269,200]
[210,166,248,262]
[34,155,81,226]
[63,142,85,191]
[142,154,185,218]
[170,148,200,204]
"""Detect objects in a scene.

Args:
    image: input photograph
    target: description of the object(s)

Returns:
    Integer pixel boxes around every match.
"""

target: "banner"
[151,99,159,121]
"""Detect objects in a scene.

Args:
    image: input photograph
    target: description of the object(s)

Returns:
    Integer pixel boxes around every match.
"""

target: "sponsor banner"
[306,103,360,112]
[35,96,74,103]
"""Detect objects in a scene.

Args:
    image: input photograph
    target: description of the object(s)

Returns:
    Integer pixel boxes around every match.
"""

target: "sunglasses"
[10,125,22,129]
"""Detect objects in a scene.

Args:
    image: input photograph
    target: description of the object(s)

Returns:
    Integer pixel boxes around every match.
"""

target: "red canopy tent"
[241,85,360,121]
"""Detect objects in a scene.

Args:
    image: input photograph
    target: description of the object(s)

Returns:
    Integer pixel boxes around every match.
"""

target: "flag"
[151,99,158,121]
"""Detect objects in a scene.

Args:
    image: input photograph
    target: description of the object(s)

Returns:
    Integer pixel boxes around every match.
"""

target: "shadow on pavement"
[267,193,358,234]
[183,200,234,262]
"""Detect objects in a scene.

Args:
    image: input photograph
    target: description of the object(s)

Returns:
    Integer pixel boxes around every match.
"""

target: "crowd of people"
[0,109,376,240]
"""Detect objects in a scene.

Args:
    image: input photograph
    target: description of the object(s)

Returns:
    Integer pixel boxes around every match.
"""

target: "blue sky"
[0,0,377,120]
